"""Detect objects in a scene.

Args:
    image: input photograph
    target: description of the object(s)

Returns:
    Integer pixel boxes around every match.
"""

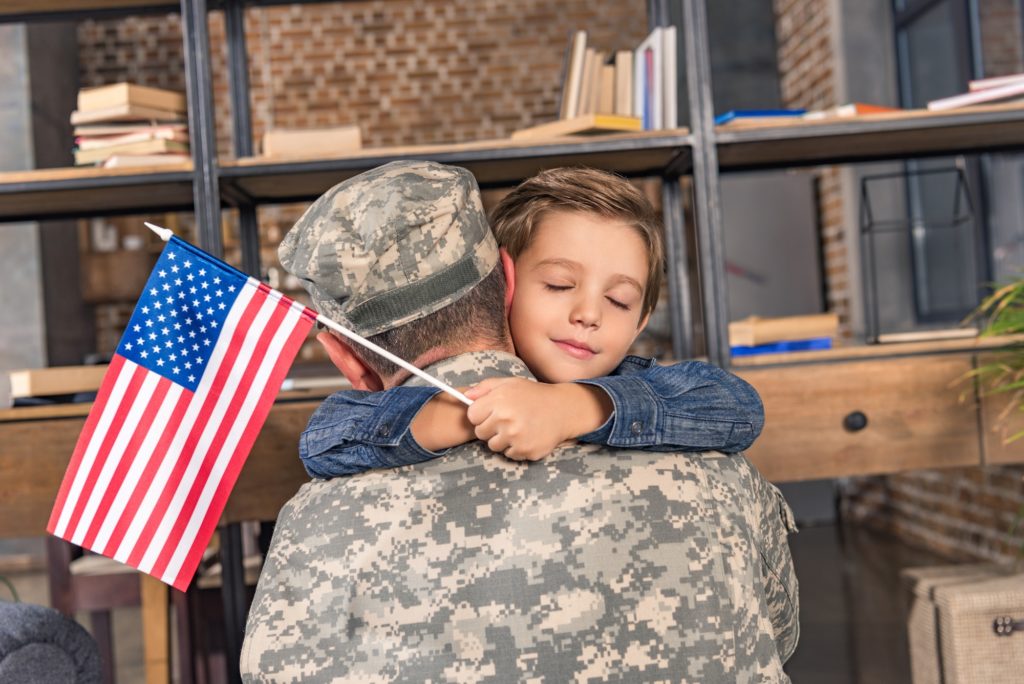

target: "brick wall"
[772,0,851,335]
[75,1,659,362]
[78,1,648,156]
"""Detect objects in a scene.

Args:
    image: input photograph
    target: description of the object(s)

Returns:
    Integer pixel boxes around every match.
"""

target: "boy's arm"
[575,357,765,452]
[300,386,449,479]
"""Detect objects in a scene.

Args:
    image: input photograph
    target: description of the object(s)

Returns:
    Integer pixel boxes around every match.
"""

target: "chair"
[0,599,102,683]
[46,537,194,684]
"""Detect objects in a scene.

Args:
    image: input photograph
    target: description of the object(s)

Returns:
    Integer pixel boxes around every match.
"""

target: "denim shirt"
[300,355,765,479]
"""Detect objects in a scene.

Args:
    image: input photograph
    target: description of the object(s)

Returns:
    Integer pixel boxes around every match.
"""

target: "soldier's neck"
[381,338,515,389]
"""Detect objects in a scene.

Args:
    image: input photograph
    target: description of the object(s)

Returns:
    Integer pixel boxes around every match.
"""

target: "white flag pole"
[144,222,473,406]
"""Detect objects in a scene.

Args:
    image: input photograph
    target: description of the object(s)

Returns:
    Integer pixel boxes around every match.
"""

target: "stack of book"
[928,72,1024,111]
[511,26,677,140]
[71,83,189,168]
[729,313,840,357]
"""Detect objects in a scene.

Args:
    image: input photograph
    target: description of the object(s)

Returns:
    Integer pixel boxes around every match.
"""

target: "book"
[731,337,833,357]
[661,25,678,129]
[634,28,663,130]
[803,103,900,119]
[101,154,191,169]
[968,73,1024,92]
[927,80,1024,111]
[586,51,607,114]
[598,63,615,115]
[715,109,807,125]
[577,48,597,116]
[76,127,189,150]
[78,82,186,114]
[260,125,362,159]
[70,103,186,125]
[74,138,189,165]
[728,313,839,347]
[510,114,642,140]
[73,122,187,137]
[875,328,979,344]
[614,50,633,116]
[560,30,588,120]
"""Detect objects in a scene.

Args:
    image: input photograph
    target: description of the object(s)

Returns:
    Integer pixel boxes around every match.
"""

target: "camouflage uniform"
[241,351,799,683]
[243,160,799,682]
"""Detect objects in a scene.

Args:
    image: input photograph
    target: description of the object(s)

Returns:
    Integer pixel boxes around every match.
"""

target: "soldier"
[241,160,799,683]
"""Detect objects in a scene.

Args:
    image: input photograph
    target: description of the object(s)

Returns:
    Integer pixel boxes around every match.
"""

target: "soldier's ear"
[500,248,515,315]
[316,331,384,392]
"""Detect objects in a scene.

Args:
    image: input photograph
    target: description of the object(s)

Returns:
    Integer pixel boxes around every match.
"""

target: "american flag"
[47,235,316,591]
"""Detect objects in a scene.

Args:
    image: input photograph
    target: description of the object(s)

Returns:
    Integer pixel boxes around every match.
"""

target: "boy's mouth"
[553,339,596,360]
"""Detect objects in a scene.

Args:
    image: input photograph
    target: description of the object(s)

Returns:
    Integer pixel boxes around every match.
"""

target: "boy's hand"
[465,378,612,461]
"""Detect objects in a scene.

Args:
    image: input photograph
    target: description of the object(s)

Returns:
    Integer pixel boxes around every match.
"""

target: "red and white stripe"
[48,278,314,590]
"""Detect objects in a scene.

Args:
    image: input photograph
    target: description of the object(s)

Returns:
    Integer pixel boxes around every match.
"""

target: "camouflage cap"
[279,160,498,337]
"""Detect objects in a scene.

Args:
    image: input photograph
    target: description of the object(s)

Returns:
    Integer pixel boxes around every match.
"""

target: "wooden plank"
[9,365,109,398]
[0,415,83,537]
[717,104,1024,169]
[0,164,191,185]
[223,131,690,201]
[732,334,1024,367]
[0,0,162,15]
[140,573,170,684]
[976,352,1024,465]
[0,399,320,536]
[737,355,982,482]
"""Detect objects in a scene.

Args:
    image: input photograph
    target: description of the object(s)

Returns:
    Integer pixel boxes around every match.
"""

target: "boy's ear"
[499,248,516,315]
[634,312,651,339]
[316,331,384,392]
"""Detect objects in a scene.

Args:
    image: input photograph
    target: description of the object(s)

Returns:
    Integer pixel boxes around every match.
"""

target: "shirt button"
[377,424,390,437]
[630,421,643,435]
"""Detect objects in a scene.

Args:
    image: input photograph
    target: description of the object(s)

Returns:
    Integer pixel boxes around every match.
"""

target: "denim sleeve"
[575,356,765,452]
[299,386,444,479]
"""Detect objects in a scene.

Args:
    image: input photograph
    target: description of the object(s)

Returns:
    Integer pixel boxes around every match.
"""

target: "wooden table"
[3,340,1023,536]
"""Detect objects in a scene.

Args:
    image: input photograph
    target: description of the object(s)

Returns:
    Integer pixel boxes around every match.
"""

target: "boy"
[301,166,764,477]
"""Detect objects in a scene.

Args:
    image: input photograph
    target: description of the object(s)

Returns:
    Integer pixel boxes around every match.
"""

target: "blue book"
[714,109,807,125]
[730,337,833,357]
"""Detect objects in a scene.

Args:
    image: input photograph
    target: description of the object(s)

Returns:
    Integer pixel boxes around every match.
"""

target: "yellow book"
[510,114,642,140]
[728,313,840,347]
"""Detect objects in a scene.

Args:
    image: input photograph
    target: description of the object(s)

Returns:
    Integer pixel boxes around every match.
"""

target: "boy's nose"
[570,297,601,328]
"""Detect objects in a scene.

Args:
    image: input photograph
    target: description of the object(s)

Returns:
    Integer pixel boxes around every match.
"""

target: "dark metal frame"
[893,0,994,330]
[858,165,977,341]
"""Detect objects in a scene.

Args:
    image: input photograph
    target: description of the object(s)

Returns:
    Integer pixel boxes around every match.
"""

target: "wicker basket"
[902,564,1024,683]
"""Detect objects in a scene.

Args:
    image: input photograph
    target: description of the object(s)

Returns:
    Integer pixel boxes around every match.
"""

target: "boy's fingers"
[466,398,493,425]
[473,415,499,441]
[486,434,510,454]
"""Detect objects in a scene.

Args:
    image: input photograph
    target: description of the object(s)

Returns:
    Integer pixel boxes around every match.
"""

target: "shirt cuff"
[574,376,661,447]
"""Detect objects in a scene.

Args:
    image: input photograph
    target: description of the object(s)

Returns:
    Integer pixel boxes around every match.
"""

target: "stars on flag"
[117,244,243,392]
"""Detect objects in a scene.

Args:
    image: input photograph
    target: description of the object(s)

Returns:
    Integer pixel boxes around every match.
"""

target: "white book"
[633,28,663,130]
[662,25,678,129]
[927,79,1024,111]
[968,73,1024,92]
[561,31,588,120]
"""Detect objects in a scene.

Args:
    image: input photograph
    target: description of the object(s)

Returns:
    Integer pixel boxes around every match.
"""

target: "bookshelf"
[4,0,1024,365]
[0,165,194,221]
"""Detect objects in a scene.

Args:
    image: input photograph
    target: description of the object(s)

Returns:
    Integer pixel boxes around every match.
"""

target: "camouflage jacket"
[241,351,799,683]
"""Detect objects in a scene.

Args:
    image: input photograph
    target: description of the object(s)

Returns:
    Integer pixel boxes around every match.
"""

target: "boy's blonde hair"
[490,167,665,321]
